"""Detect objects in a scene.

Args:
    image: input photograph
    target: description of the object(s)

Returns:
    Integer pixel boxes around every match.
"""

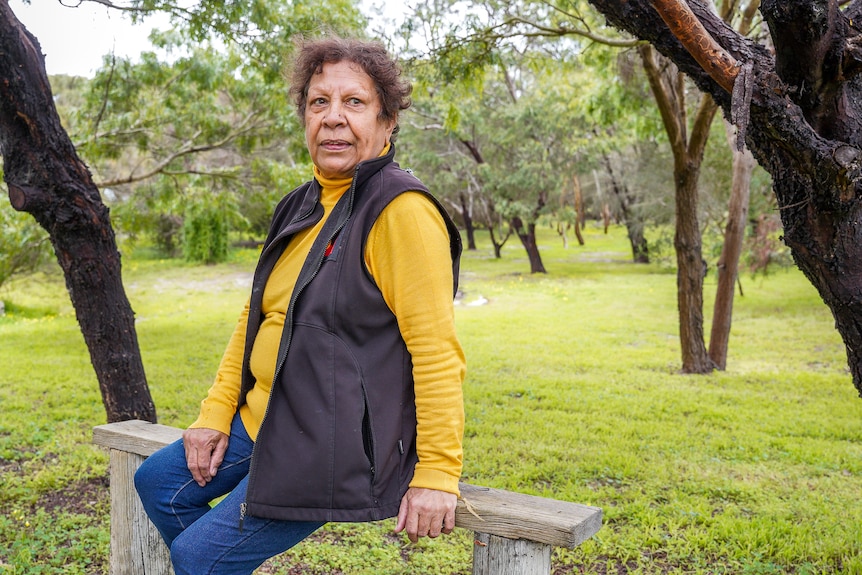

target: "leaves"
[58,0,366,254]
[0,202,52,290]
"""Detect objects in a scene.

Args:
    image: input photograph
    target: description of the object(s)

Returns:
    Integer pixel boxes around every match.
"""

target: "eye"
[310,97,328,106]
[348,97,363,106]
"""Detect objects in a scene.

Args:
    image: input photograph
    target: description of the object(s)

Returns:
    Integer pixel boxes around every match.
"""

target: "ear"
[385,114,398,142]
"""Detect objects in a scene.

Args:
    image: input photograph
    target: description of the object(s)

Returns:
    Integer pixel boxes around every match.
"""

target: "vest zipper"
[240,166,360,528]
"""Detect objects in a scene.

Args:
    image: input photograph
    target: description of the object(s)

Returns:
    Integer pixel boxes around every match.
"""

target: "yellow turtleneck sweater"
[190,158,466,496]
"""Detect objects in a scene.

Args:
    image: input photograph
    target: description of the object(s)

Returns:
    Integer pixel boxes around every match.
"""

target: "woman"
[134,37,466,575]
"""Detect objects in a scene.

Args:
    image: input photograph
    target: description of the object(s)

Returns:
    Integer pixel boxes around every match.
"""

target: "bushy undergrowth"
[1,225,860,574]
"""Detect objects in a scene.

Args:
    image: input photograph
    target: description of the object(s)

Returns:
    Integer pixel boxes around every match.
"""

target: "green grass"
[1,224,861,574]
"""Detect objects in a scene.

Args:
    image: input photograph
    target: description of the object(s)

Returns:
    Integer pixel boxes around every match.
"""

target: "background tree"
[0,1,156,421]
[403,21,595,272]
[706,0,763,370]
[571,43,669,264]
[0,0,364,421]
[400,104,486,251]
[74,2,364,260]
[586,0,862,396]
[414,0,771,373]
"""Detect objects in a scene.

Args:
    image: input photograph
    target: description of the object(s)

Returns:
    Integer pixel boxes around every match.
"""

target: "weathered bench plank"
[456,483,601,549]
[93,420,184,457]
[94,420,601,575]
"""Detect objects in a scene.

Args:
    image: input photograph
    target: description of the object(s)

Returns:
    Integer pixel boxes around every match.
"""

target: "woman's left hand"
[394,487,457,543]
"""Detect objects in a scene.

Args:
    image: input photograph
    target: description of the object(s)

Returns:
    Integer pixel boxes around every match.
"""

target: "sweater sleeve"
[365,192,466,496]
[188,300,250,435]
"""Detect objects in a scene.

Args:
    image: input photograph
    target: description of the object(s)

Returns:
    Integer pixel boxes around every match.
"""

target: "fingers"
[182,428,229,487]
[209,435,229,477]
[394,494,410,535]
[186,445,208,487]
[441,507,456,535]
[394,487,457,543]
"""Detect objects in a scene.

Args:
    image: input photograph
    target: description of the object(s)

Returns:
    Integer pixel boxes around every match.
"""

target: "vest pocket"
[361,386,376,480]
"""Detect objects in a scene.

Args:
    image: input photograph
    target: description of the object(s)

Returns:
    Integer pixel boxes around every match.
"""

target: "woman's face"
[305,60,396,179]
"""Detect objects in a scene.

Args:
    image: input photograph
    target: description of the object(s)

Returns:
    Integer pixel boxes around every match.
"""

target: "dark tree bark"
[511,216,547,273]
[572,174,586,247]
[510,190,548,274]
[672,146,714,373]
[488,226,506,258]
[0,2,156,422]
[588,0,862,395]
[458,191,477,250]
[483,197,511,258]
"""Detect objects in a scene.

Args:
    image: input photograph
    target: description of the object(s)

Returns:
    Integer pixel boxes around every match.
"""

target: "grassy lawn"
[1,224,860,574]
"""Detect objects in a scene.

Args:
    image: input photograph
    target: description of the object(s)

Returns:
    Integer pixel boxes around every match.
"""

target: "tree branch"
[96,112,262,187]
[639,45,686,156]
[688,93,720,161]
[498,15,641,47]
[649,0,740,93]
[90,53,115,139]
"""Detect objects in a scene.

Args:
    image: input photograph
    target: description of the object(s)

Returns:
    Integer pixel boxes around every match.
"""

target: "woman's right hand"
[182,427,230,487]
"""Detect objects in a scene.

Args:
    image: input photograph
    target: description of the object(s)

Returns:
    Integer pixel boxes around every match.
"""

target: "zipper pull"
[239,502,247,533]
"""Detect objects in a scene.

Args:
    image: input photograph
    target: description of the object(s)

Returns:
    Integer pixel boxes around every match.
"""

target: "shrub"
[182,202,229,264]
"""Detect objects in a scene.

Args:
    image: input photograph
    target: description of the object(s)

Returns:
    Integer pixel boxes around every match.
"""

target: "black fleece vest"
[242,148,461,522]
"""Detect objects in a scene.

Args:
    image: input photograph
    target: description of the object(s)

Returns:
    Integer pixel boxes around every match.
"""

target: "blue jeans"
[134,414,324,575]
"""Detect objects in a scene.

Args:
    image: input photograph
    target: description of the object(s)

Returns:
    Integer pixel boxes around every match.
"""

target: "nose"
[323,101,345,127]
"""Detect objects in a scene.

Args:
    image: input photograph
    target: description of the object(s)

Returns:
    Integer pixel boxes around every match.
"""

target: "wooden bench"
[93,420,602,575]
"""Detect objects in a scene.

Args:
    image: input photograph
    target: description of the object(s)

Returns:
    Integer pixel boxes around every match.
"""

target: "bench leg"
[108,449,174,575]
[472,531,552,575]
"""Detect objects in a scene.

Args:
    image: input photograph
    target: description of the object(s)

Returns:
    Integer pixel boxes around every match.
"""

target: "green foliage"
[57,0,366,259]
[126,0,368,81]
[401,48,595,269]
[179,182,247,264]
[47,74,90,132]
[0,202,52,290]
[1,226,861,573]
[182,203,229,264]
[243,158,315,236]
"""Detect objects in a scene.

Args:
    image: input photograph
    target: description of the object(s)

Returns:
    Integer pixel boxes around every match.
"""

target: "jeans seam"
[169,454,253,530]
[205,518,277,575]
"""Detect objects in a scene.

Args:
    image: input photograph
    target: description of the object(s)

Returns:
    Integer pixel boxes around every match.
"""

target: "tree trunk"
[572,174,585,246]
[511,217,547,274]
[489,227,504,258]
[482,197,510,258]
[459,191,477,250]
[0,2,156,423]
[601,203,611,234]
[674,160,714,373]
[709,122,756,369]
[628,221,650,264]
[587,0,862,394]
[573,219,584,247]
[600,153,649,263]
[638,44,718,372]
[557,222,570,249]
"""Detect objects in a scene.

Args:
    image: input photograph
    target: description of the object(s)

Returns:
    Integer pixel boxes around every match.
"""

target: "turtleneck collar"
[312,143,393,205]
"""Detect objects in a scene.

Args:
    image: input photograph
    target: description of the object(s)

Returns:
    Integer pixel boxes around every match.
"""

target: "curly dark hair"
[288,37,412,142]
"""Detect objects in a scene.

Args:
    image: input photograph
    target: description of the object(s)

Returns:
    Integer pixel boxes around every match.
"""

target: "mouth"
[321,139,351,151]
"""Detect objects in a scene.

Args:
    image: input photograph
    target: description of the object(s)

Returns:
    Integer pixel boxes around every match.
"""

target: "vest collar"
[334,143,397,193]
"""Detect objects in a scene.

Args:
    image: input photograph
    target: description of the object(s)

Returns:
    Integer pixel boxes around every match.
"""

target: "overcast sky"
[12,1,169,77]
[11,1,406,78]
